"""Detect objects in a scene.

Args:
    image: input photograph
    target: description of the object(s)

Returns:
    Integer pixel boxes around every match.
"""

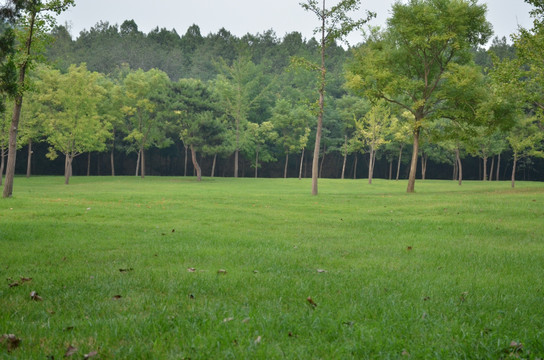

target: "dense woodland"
[1,0,544,188]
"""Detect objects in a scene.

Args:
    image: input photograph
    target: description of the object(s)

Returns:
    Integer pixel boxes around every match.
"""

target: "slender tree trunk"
[3,11,36,198]
[511,152,517,188]
[389,160,393,180]
[312,5,326,196]
[496,153,501,181]
[368,147,375,185]
[135,149,141,177]
[0,148,5,186]
[211,153,217,178]
[26,140,32,178]
[284,152,289,179]
[482,156,488,181]
[489,156,495,182]
[255,147,259,178]
[396,144,403,181]
[140,146,145,179]
[407,128,420,193]
[65,154,73,185]
[353,153,358,180]
[341,135,347,180]
[456,147,463,186]
[184,144,188,176]
[110,147,115,176]
[299,148,305,180]
[453,158,458,181]
[421,152,428,180]
[190,144,202,181]
[87,152,91,176]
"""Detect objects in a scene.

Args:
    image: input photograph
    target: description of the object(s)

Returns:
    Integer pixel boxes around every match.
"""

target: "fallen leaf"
[187,268,196,273]
[407,246,413,251]
[254,336,262,344]
[402,349,410,356]
[1,334,21,351]
[30,291,43,301]
[171,229,175,233]
[288,331,294,337]
[460,292,469,302]
[253,270,259,274]
[8,282,19,288]
[119,268,133,273]
[84,350,98,359]
[242,317,250,323]
[189,294,195,299]
[64,345,78,357]
[63,326,74,332]
[510,341,523,351]
[223,317,234,323]
[306,296,317,308]
[20,277,32,283]
[217,269,227,275]
[112,295,122,300]
[317,269,327,273]
[342,321,355,326]
[423,296,430,301]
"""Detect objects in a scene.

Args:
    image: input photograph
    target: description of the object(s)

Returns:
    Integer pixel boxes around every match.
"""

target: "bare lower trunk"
[190,144,201,181]
[65,154,73,185]
[319,143,326,179]
[511,152,517,188]
[482,156,488,181]
[396,145,403,181]
[135,150,141,176]
[0,148,5,186]
[298,148,305,180]
[111,147,115,176]
[284,152,289,179]
[456,147,463,186]
[453,158,458,181]
[211,153,217,177]
[407,129,420,193]
[341,136,347,180]
[389,160,393,180]
[489,156,495,182]
[421,152,428,180]
[368,148,375,185]
[353,153,358,180]
[87,152,91,176]
[496,153,501,181]
[184,144,188,176]
[255,147,259,178]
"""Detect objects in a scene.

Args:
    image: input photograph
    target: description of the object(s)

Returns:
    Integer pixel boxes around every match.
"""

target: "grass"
[1,176,544,359]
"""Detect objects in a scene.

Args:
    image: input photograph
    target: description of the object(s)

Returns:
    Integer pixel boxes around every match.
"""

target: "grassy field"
[1,176,543,359]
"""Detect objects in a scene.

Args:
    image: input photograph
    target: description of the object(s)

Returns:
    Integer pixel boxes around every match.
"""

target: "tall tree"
[346,0,492,193]
[298,0,374,195]
[3,0,74,198]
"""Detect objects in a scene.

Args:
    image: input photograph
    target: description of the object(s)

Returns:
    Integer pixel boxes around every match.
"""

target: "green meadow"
[1,177,543,359]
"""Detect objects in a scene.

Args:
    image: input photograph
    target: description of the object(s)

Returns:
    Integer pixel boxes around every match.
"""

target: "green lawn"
[1,176,543,359]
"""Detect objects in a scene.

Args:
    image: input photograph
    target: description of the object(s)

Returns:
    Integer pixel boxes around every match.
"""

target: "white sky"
[54,0,534,46]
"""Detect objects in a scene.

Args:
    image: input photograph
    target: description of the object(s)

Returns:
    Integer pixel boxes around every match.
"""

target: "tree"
[298,0,374,195]
[3,0,74,198]
[122,68,172,178]
[245,121,277,178]
[346,0,492,192]
[508,114,544,188]
[34,64,111,184]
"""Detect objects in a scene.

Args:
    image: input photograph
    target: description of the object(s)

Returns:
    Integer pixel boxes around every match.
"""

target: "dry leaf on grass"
[254,336,262,344]
[306,296,317,308]
[187,268,196,273]
[217,269,227,274]
[84,350,98,359]
[1,334,21,352]
[64,345,78,357]
[112,295,122,300]
[30,291,43,301]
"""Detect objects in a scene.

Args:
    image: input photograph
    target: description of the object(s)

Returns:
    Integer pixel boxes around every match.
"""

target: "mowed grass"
[1,176,543,359]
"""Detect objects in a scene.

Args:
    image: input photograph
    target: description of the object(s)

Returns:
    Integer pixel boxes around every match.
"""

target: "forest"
[1,0,544,191]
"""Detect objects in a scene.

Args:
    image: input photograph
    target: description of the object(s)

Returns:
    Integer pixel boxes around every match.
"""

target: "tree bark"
[135,149,141,176]
[0,147,5,186]
[211,153,217,178]
[341,135,347,180]
[299,148,305,180]
[255,147,259,178]
[406,128,420,193]
[368,147,375,185]
[87,152,91,176]
[319,143,326,179]
[396,144,403,181]
[511,152,517,188]
[190,144,201,181]
[482,156,488,181]
[26,140,32,178]
[3,10,36,198]
[353,153,358,180]
[456,147,463,186]
[140,146,145,179]
[496,153,501,181]
[284,152,289,179]
[489,156,495,182]
[183,144,188,176]
[389,160,393,180]
[421,152,428,180]
[65,154,73,185]
[110,147,115,176]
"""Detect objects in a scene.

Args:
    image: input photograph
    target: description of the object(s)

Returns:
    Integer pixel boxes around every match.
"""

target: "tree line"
[1,0,544,197]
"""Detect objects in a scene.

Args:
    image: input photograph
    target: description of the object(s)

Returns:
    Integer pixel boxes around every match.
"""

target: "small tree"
[508,114,544,188]
[245,121,277,178]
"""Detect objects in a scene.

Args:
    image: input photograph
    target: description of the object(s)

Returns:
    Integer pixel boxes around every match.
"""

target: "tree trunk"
[341,135,347,180]
[65,154,73,185]
[389,160,393,180]
[353,153,358,180]
[3,11,36,198]
[211,153,217,177]
[183,144,188,176]
[140,147,146,179]
[26,139,32,178]
[87,152,91,176]
[453,158,458,181]
[0,147,5,186]
[496,153,501,181]
[489,156,495,182]
[368,148,375,185]
[299,148,305,180]
[511,152,517,188]
[255,147,259,178]
[421,152,428,180]
[135,149,141,176]
[284,152,289,179]
[111,147,115,176]
[190,144,201,181]
[456,147,463,186]
[482,156,488,181]
[312,6,326,196]
[406,128,420,193]
[396,144,403,181]
[319,143,326,179]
